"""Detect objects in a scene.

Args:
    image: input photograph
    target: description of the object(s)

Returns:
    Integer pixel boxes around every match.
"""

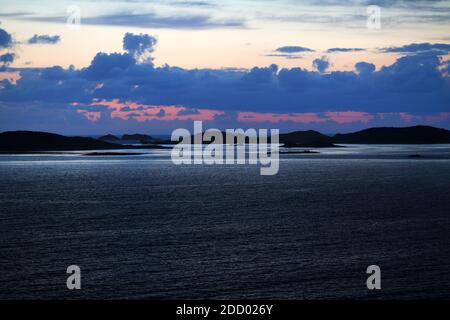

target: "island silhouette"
[0,131,166,152]
[1,125,450,152]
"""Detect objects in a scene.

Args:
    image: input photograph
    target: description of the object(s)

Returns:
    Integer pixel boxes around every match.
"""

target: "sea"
[1,144,450,299]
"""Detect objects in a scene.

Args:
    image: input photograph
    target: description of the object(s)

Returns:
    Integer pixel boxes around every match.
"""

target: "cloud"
[308,0,447,8]
[40,66,72,80]
[0,53,15,63]
[355,61,375,75]
[363,0,447,8]
[259,1,450,29]
[0,12,32,18]
[82,52,136,80]
[327,48,365,53]
[0,53,16,71]
[271,46,314,60]
[0,28,13,48]
[177,108,201,116]
[2,47,449,114]
[0,53,15,71]
[1,30,449,133]
[381,42,450,53]
[155,108,166,117]
[238,110,375,124]
[23,12,246,30]
[27,34,61,45]
[81,33,158,79]
[0,29,15,70]
[169,1,216,7]
[265,54,303,60]
[87,99,224,122]
[123,33,157,63]
[242,64,278,83]
[313,56,330,73]
[275,46,315,53]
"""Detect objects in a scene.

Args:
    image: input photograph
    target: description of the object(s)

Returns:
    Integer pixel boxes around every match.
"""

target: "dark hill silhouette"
[278,130,336,147]
[333,125,450,144]
[2,126,450,151]
[164,130,337,147]
[160,127,450,146]
[122,134,154,143]
[99,134,119,141]
[0,131,122,151]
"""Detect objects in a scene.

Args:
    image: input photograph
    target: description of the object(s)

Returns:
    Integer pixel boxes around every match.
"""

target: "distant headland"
[0,131,166,152]
[333,126,450,144]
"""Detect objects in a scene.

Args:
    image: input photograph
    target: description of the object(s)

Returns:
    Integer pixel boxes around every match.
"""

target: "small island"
[278,130,338,148]
[83,152,145,156]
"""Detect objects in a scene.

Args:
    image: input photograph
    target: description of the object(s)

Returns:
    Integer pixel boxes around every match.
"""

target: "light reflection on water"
[1,144,450,163]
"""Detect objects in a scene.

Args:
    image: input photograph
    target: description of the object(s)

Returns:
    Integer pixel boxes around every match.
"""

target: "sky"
[0,0,449,134]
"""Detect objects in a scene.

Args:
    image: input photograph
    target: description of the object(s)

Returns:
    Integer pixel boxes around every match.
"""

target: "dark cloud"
[275,46,315,53]
[177,108,201,116]
[313,56,330,73]
[355,61,375,74]
[271,46,314,60]
[382,42,450,53]
[327,48,365,53]
[156,109,166,117]
[82,52,136,80]
[27,34,61,44]
[0,28,13,48]
[265,54,303,60]
[40,66,72,80]
[0,53,15,70]
[123,33,157,63]
[0,53,15,64]
[24,12,245,30]
[242,64,278,84]
[81,33,156,80]
[4,49,448,113]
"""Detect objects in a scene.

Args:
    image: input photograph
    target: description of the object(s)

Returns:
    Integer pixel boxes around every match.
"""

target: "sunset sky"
[0,0,449,134]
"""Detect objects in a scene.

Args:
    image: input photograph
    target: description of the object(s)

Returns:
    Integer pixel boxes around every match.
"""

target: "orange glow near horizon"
[0,71,21,85]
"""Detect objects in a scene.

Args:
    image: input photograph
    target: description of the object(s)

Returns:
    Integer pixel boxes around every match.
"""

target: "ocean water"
[1,145,450,299]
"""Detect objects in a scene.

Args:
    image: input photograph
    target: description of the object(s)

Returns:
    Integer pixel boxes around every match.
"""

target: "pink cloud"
[0,71,21,86]
[399,112,416,122]
[238,111,374,124]
[324,111,374,124]
[77,110,101,122]
[72,100,450,128]
[424,112,450,123]
[399,112,450,124]
[85,99,224,122]
[238,112,327,123]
